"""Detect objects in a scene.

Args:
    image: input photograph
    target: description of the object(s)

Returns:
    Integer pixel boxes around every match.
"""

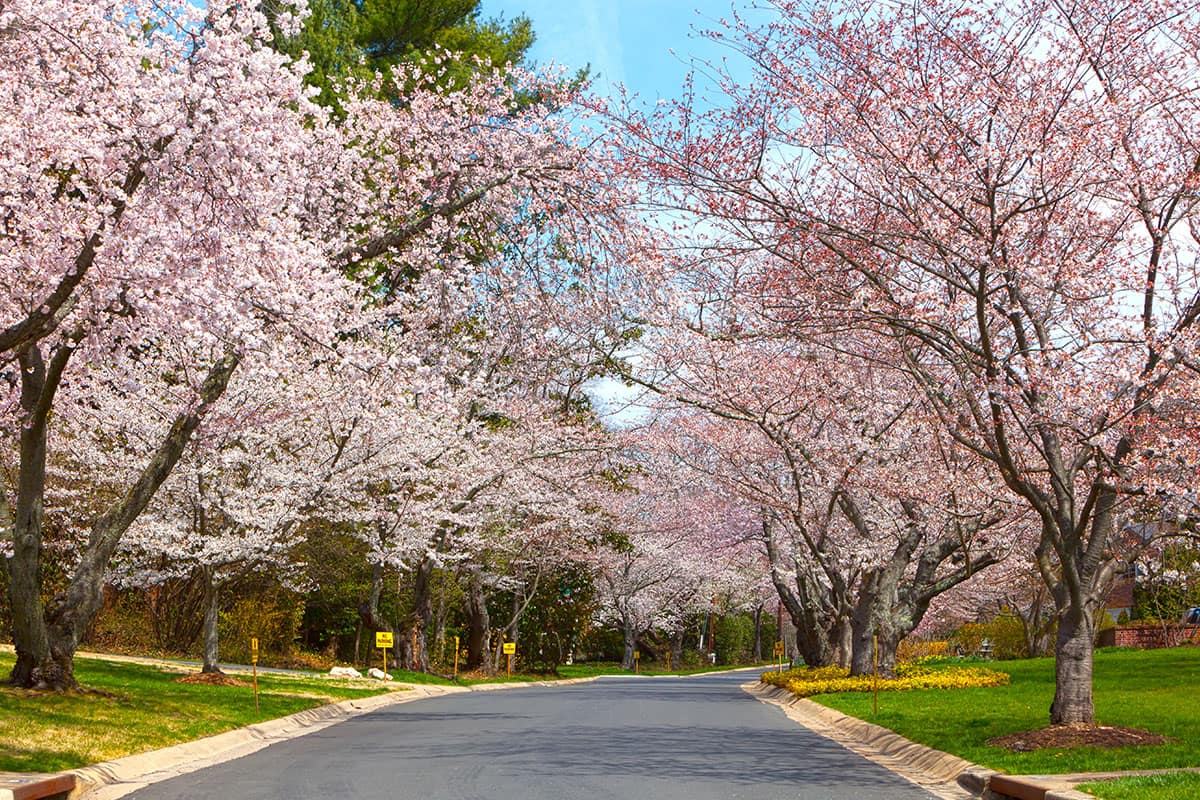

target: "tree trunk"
[761,513,846,668]
[8,345,66,689]
[621,615,637,670]
[200,569,223,674]
[8,347,238,690]
[1050,606,1096,725]
[465,568,492,672]
[404,555,434,673]
[670,627,684,669]
[358,562,402,674]
[752,603,763,662]
[432,589,447,667]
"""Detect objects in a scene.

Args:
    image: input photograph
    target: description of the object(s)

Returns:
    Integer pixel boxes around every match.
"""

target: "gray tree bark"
[464,567,492,672]
[200,568,223,674]
[7,346,239,690]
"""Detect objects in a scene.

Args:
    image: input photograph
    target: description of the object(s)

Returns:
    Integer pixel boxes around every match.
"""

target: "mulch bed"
[988,724,1169,752]
[175,672,248,687]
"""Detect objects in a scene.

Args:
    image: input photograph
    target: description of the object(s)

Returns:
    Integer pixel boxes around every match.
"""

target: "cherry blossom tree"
[0,0,600,689]
[588,446,759,670]
[602,0,1200,725]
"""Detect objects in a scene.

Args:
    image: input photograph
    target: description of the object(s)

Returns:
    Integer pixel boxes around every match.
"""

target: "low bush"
[953,617,1027,660]
[761,662,1009,698]
[896,638,951,661]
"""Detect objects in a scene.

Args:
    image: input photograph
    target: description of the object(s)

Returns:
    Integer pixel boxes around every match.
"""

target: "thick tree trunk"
[358,562,402,674]
[404,555,435,672]
[432,590,447,667]
[761,513,846,668]
[200,570,222,674]
[621,616,637,670]
[464,569,492,672]
[1050,607,1095,725]
[8,348,238,690]
[670,627,685,669]
[8,345,64,689]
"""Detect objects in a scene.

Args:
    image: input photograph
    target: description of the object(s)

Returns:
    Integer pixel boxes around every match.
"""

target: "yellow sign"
[633,651,640,659]
[376,631,394,648]
[502,641,516,655]
[251,637,259,653]
[774,641,785,657]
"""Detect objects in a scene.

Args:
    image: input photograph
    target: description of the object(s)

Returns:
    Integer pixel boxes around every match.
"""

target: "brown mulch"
[175,672,248,687]
[988,724,1170,752]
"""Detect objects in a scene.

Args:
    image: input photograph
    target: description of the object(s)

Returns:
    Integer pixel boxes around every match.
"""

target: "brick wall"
[1096,624,1199,649]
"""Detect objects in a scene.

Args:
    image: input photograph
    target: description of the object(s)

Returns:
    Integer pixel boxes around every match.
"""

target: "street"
[127,670,937,800]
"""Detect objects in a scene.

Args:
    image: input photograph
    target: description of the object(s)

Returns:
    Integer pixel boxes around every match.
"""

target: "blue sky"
[482,0,754,103]
[479,1,769,424]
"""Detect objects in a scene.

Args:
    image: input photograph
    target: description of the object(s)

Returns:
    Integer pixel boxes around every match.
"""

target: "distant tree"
[265,0,535,108]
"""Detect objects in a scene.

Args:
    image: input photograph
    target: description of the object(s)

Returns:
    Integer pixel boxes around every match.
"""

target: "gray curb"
[744,681,974,799]
[746,680,1200,800]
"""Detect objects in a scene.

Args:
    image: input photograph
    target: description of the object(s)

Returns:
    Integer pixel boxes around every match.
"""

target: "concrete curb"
[745,680,1200,800]
[744,681,973,799]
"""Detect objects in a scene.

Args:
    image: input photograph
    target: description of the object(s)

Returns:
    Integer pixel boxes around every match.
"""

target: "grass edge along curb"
[1076,770,1200,800]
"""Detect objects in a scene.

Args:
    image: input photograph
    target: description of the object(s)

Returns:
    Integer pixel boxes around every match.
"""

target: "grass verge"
[0,652,398,773]
[799,647,1200,774]
[1077,771,1200,799]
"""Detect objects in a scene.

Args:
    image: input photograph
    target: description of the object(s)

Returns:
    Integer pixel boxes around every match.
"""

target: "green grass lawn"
[806,647,1200,774]
[0,652,398,773]
[1078,771,1200,799]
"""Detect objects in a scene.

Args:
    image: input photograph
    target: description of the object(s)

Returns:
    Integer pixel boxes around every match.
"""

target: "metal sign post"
[873,634,880,716]
[250,637,259,714]
[453,635,460,680]
[502,641,516,678]
[376,631,394,679]
[634,650,640,674]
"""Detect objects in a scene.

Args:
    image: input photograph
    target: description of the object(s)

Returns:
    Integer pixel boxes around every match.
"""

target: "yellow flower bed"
[761,663,1009,698]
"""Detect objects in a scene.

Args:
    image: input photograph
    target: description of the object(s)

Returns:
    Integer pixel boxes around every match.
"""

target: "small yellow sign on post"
[376,631,392,680]
[502,641,515,678]
[633,650,640,674]
[773,641,784,657]
[453,635,460,679]
[250,638,260,713]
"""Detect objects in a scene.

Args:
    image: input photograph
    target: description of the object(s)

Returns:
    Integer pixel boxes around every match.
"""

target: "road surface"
[127,669,938,800]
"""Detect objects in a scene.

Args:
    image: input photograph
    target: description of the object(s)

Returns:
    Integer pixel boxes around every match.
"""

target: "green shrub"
[953,616,1027,660]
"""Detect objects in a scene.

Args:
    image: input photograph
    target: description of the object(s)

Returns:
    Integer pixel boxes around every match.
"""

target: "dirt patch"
[175,672,248,687]
[988,724,1169,752]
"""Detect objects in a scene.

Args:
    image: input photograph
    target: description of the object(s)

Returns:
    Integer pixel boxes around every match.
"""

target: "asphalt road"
[127,669,938,800]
